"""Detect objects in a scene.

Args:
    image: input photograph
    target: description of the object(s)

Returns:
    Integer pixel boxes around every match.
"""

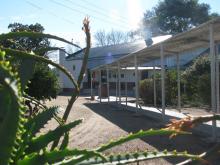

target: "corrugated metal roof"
[66,35,171,69]
[92,17,220,70]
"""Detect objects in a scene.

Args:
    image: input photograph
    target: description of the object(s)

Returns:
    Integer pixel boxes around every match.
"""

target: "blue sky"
[1,0,220,47]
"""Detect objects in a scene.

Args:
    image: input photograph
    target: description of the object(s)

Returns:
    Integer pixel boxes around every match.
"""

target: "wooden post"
[160,44,165,120]
[210,24,217,139]
[90,70,93,99]
[134,55,139,109]
[177,53,181,112]
[153,65,157,107]
[106,65,110,103]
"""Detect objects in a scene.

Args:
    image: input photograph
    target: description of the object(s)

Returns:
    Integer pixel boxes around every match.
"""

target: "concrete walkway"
[93,96,220,140]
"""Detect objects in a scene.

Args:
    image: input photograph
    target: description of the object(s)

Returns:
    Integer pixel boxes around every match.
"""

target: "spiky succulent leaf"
[25,106,59,136]
[0,51,26,164]
[26,119,83,153]
[76,150,201,165]
[18,148,106,165]
[97,129,190,152]
[59,133,69,150]
[18,59,35,92]
[2,48,79,90]
[0,32,81,49]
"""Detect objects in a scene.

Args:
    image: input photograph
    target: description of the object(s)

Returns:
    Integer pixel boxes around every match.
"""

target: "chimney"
[143,29,153,47]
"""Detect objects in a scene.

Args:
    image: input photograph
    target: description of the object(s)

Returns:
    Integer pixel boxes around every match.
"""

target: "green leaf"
[26,119,83,153]
[76,150,201,165]
[0,32,81,49]
[97,129,190,152]
[18,148,106,165]
[0,57,25,164]
[18,58,35,92]
[59,133,69,150]
[25,106,58,136]
[2,48,79,90]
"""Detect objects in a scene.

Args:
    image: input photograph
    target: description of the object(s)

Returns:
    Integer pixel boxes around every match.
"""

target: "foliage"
[0,17,219,165]
[182,55,211,105]
[141,0,219,35]
[139,70,181,106]
[25,64,60,101]
[0,23,60,101]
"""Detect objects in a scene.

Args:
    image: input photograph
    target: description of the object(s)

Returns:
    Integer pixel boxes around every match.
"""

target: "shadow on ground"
[84,102,218,164]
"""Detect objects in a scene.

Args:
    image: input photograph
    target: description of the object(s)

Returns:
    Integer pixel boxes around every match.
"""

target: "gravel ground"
[45,95,218,165]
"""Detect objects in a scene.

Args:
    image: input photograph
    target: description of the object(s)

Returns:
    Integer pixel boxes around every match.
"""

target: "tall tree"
[1,23,60,101]
[2,23,50,52]
[142,0,219,35]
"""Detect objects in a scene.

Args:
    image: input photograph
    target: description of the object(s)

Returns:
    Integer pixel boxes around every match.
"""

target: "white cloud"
[127,0,143,30]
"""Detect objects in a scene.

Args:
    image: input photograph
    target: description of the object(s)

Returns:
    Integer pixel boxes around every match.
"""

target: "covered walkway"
[90,17,220,139]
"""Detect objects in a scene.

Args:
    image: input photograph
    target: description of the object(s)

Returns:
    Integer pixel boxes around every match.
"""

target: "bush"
[182,56,210,103]
[25,64,60,101]
[139,78,154,105]
[139,70,179,106]
[182,55,216,106]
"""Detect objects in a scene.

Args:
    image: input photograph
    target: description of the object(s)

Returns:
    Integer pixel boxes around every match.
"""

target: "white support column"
[125,68,128,108]
[216,44,219,114]
[210,24,217,139]
[90,70,93,99]
[160,44,165,119]
[115,70,118,102]
[153,65,157,107]
[134,55,139,109]
[118,62,121,104]
[99,69,102,103]
[106,65,110,103]
[177,53,181,112]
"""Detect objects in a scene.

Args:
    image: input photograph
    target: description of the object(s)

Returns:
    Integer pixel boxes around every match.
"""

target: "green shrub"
[25,64,60,101]
[139,70,180,106]
[181,55,218,106]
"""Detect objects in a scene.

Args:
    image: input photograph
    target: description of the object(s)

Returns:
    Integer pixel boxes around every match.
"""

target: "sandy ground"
[45,95,218,165]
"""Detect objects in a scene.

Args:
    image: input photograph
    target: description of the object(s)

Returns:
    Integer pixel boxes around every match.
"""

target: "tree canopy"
[142,0,219,35]
[2,22,60,101]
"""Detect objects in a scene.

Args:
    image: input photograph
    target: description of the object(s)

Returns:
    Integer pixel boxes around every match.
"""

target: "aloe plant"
[1,17,219,165]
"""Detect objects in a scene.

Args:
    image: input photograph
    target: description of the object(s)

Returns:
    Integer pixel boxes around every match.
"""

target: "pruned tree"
[94,29,139,46]
[94,30,107,46]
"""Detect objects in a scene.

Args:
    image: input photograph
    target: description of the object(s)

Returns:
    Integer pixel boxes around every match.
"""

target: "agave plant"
[1,17,219,165]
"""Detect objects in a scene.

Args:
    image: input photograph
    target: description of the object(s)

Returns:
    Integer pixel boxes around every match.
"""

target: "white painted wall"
[59,50,84,89]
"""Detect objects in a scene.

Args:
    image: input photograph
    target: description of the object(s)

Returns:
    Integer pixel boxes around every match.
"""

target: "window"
[109,73,112,78]
[121,74,124,78]
[133,72,135,76]
[113,74,116,78]
[73,65,76,71]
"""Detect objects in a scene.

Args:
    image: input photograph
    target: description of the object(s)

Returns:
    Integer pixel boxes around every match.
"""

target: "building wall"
[59,50,85,90]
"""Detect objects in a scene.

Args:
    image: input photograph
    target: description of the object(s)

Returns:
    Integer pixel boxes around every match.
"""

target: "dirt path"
[45,95,217,165]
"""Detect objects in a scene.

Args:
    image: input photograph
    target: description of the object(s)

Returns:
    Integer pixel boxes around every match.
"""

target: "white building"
[59,35,208,93]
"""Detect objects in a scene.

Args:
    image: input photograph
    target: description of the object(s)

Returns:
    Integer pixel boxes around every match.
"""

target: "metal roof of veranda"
[92,17,220,71]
